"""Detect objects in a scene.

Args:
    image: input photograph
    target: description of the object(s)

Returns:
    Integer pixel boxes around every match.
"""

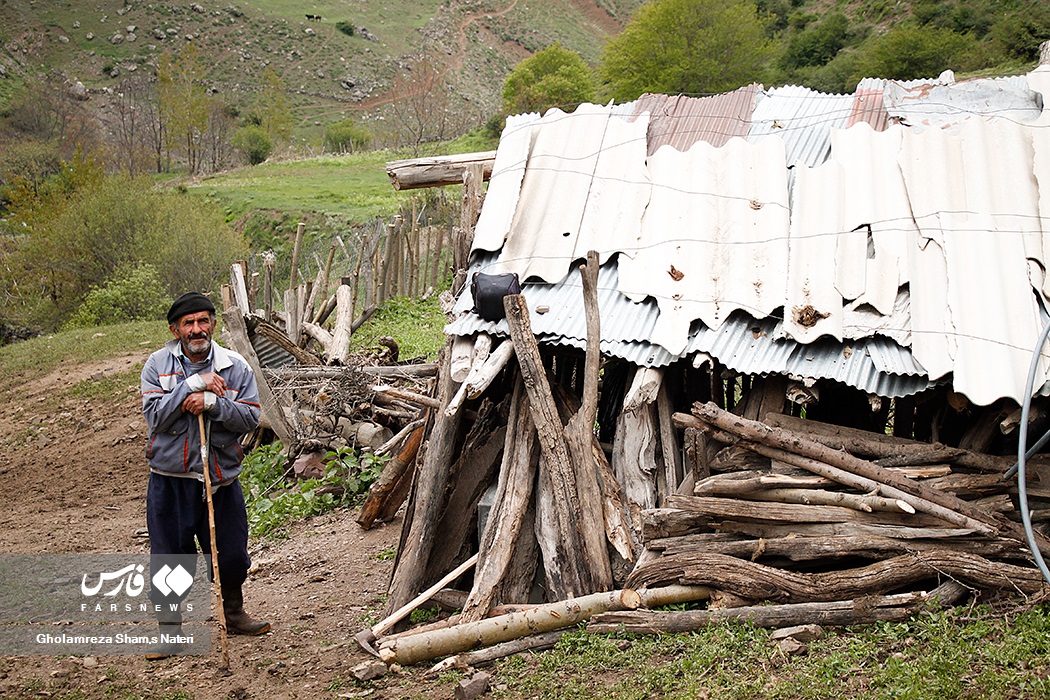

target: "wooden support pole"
[460,379,537,623]
[383,343,464,617]
[218,300,294,448]
[357,422,426,529]
[505,292,590,599]
[328,284,354,364]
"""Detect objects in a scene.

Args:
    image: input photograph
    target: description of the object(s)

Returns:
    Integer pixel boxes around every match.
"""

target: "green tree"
[232,125,274,165]
[259,66,293,145]
[157,45,208,174]
[501,43,597,116]
[855,24,978,81]
[1,168,245,329]
[598,0,777,102]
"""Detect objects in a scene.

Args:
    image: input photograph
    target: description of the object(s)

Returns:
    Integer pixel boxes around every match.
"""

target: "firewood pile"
[590,403,1050,636]
[357,254,1050,671]
[218,258,439,469]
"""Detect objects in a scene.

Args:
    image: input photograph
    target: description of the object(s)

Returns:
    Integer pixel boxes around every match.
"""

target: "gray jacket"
[140,339,261,484]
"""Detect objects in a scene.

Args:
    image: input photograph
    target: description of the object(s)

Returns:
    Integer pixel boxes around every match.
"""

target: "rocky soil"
[0,348,467,699]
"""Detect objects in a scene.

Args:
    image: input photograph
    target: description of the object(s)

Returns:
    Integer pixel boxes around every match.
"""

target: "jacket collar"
[164,338,236,372]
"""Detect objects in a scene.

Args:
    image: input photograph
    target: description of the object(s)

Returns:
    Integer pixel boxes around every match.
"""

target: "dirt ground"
[0,348,464,699]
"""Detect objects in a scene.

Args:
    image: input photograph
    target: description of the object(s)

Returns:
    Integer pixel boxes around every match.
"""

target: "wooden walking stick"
[199,412,230,670]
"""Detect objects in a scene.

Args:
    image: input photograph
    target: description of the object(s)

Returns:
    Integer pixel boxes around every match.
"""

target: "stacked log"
[588,403,1050,636]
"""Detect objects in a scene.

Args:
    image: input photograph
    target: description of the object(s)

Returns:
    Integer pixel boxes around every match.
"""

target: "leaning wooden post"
[565,250,614,591]
[459,378,538,622]
[382,342,465,616]
[218,296,295,449]
[289,222,305,290]
[504,294,591,599]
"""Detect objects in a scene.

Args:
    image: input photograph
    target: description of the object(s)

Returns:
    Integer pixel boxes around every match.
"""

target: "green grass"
[187,150,408,220]
[349,294,448,361]
[186,127,498,222]
[0,320,168,380]
[491,610,1050,700]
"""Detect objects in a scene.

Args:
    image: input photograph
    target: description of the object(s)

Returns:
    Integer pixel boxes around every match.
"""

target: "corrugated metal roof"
[746,85,854,167]
[472,112,540,254]
[250,331,297,369]
[447,255,936,397]
[847,82,888,131]
[631,85,759,153]
[883,74,1044,131]
[457,73,1050,405]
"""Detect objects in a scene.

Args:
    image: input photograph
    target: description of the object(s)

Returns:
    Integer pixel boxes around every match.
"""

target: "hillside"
[0,0,642,140]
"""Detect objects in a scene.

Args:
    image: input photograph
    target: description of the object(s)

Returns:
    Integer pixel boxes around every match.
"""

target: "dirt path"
[0,350,453,699]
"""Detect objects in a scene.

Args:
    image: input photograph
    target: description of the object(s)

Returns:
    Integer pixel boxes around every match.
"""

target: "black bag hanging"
[471,272,521,322]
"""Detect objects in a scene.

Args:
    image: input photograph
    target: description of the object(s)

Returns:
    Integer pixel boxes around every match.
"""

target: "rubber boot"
[222,585,270,636]
[145,610,186,660]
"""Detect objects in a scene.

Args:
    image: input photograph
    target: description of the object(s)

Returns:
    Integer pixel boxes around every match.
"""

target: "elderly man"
[140,292,270,658]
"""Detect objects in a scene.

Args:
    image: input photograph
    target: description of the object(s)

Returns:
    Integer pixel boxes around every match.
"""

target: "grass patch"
[491,609,1050,700]
[187,150,408,221]
[349,294,448,361]
[0,320,168,380]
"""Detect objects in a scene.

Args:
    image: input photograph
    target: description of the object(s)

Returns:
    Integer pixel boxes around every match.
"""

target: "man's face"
[171,311,215,358]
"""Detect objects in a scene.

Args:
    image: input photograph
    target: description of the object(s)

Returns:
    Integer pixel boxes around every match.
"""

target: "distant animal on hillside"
[305,13,321,21]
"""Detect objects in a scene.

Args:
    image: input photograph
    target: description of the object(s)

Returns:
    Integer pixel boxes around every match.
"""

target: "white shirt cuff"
[203,391,217,411]
[186,374,207,392]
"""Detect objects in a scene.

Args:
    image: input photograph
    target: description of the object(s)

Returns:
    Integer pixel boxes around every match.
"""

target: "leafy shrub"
[64,264,170,329]
[782,13,851,68]
[855,23,978,81]
[323,119,371,154]
[232,125,273,165]
[990,8,1050,61]
[483,113,505,140]
[335,20,355,37]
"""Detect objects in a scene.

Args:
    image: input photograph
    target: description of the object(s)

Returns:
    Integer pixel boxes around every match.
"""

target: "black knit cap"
[167,292,215,324]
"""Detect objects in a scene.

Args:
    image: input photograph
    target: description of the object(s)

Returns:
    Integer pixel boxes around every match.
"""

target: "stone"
[776,637,807,655]
[58,35,69,43]
[109,32,124,44]
[769,624,823,643]
[291,451,325,480]
[455,672,492,700]
[351,660,387,681]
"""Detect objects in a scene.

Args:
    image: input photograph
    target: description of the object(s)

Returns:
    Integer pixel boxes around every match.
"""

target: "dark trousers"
[147,472,251,601]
